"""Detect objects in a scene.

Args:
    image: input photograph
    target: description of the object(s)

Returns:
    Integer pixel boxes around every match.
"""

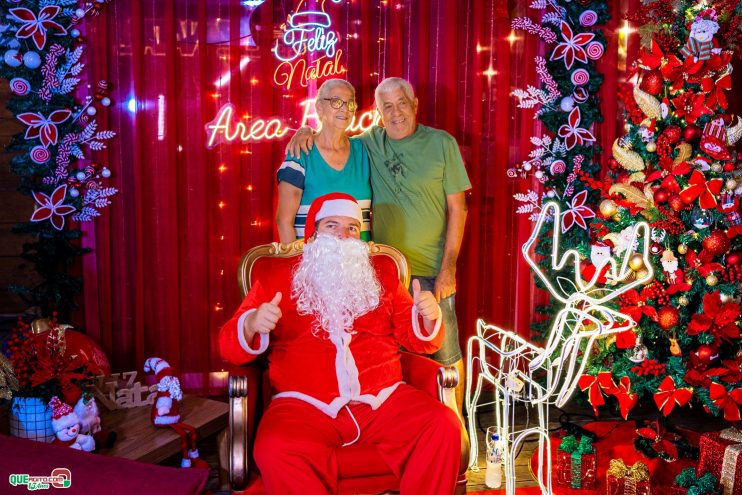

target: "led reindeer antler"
[466,202,653,495]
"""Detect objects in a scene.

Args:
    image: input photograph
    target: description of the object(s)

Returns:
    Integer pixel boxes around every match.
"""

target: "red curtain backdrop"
[76,0,741,391]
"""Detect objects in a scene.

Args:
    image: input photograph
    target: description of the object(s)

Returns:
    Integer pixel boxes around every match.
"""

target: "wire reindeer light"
[465,201,653,494]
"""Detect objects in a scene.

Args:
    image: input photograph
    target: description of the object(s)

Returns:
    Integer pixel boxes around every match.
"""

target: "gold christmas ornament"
[633,85,662,119]
[599,199,618,217]
[646,141,657,153]
[727,179,738,190]
[706,274,719,286]
[612,138,645,171]
[678,244,688,255]
[636,268,652,283]
[629,253,645,271]
[712,163,722,173]
[678,295,689,306]
[672,142,692,166]
[727,116,742,146]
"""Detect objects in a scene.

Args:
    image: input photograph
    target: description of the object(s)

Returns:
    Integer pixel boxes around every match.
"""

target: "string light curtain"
[77,0,740,392]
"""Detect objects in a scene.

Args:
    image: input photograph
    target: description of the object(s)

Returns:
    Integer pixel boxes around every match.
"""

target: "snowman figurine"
[49,396,95,451]
[680,9,722,62]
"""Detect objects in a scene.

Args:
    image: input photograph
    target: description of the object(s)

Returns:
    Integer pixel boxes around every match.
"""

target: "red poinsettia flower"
[550,21,595,69]
[557,107,596,151]
[685,249,723,278]
[709,382,742,422]
[638,39,683,89]
[702,73,732,110]
[617,289,658,323]
[9,6,67,51]
[687,291,740,342]
[670,91,713,124]
[17,109,72,148]
[636,420,681,461]
[705,358,742,385]
[30,184,76,231]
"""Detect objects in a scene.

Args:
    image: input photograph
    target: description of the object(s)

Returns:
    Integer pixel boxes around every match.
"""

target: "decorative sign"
[205,100,381,149]
[272,1,347,90]
[91,371,159,410]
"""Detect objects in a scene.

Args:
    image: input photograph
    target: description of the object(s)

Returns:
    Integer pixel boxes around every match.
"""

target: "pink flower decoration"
[557,107,596,150]
[561,190,595,233]
[550,21,595,70]
[9,6,67,51]
[30,184,76,230]
[17,109,71,148]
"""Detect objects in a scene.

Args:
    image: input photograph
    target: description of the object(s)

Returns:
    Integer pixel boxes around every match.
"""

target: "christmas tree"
[580,1,742,423]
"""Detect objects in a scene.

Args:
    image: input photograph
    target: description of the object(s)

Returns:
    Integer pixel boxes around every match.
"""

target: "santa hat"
[144,357,174,381]
[50,396,79,432]
[304,193,363,239]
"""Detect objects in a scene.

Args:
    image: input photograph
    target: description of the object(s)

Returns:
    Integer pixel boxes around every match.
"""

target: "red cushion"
[1,434,207,494]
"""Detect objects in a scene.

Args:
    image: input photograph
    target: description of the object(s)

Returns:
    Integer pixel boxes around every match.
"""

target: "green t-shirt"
[358,124,471,276]
[276,137,372,241]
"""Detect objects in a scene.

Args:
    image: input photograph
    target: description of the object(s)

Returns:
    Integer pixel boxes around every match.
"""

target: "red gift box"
[555,449,597,489]
[699,428,742,495]
[606,459,651,495]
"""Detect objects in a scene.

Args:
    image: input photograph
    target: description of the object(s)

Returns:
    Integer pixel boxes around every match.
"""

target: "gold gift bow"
[607,459,650,481]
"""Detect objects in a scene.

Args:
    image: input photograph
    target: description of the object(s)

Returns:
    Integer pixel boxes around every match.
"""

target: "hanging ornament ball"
[599,199,618,217]
[69,187,80,198]
[101,167,111,178]
[100,97,112,107]
[683,124,701,142]
[678,243,688,255]
[726,251,741,266]
[560,96,575,112]
[669,195,685,212]
[702,230,731,257]
[706,274,719,286]
[650,242,663,256]
[608,157,621,171]
[86,106,97,116]
[546,190,556,198]
[646,141,657,153]
[71,28,81,38]
[75,8,86,18]
[723,163,735,172]
[727,179,738,191]
[75,171,86,181]
[627,340,649,363]
[664,126,682,144]
[523,162,532,172]
[653,188,668,204]
[678,295,689,306]
[534,170,544,180]
[637,268,652,283]
[658,306,680,330]
[22,51,41,69]
[629,253,645,271]
[711,162,722,173]
[4,49,22,68]
[694,344,719,366]
[640,69,664,96]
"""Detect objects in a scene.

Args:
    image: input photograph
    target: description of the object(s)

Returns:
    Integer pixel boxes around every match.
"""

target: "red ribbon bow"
[611,376,638,420]
[653,376,693,416]
[679,170,724,209]
[578,372,616,416]
[709,382,742,421]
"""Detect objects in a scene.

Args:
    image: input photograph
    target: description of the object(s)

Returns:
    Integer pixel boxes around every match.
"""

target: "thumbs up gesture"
[245,292,283,338]
[412,279,440,322]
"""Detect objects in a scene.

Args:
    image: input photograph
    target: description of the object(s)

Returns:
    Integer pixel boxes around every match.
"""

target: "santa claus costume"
[219,193,461,495]
[143,357,207,469]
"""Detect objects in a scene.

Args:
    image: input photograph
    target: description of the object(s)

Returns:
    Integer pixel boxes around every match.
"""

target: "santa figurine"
[680,9,721,62]
[143,357,208,468]
[73,392,117,449]
[581,241,612,285]
[49,396,95,451]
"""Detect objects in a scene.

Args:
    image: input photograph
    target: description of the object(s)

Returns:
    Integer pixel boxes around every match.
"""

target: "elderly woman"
[276,79,371,243]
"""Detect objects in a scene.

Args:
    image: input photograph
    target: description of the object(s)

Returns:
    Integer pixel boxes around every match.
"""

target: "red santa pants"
[254,384,461,495]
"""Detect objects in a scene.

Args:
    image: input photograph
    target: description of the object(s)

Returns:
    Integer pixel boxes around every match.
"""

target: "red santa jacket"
[219,256,443,418]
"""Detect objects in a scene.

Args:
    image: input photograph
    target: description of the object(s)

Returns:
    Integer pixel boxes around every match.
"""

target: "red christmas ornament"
[658,305,680,330]
[663,126,682,144]
[694,344,719,366]
[683,124,701,142]
[654,188,669,204]
[723,163,735,172]
[726,251,741,266]
[650,242,663,255]
[703,230,731,257]
[608,157,621,172]
[669,194,686,212]
[640,69,664,96]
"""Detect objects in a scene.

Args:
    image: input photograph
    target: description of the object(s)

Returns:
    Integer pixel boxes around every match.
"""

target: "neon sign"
[272,3,347,91]
[205,100,381,149]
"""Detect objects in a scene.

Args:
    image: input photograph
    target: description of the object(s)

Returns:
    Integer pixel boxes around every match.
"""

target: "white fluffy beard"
[292,234,381,338]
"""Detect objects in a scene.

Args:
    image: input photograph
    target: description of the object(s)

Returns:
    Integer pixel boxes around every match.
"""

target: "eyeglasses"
[323,97,357,112]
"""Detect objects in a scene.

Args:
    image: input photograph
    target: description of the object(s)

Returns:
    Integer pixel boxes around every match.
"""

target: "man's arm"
[285,126,316,157]
[434,191,468,301]
[390,278,443,355]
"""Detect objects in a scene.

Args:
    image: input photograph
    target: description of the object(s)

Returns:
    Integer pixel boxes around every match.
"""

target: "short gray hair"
[316,79,356,104]
[374,77,416,108]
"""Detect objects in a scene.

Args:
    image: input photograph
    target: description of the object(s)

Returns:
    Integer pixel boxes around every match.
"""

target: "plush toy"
[73,392,117,449]
[143,357,208,469]
[680,9,721,62]
[49,396,95,451]
[581,241,612,284]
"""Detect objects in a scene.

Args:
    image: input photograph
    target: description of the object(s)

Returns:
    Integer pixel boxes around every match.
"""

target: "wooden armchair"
[226,240,469,494]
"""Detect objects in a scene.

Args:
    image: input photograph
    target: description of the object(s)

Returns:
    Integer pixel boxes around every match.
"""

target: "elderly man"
[219,192,462,495]
[288,77,471,406]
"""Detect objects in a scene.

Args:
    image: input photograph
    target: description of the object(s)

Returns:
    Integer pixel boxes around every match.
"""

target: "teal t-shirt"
[358,124,471,276]
[276,136,372,241]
